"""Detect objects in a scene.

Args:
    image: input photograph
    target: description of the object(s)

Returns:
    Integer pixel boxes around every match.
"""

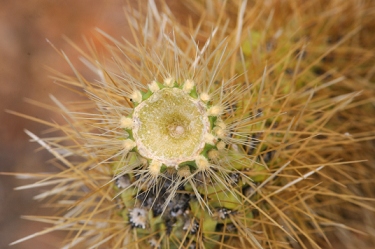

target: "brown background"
[0,1,130,248]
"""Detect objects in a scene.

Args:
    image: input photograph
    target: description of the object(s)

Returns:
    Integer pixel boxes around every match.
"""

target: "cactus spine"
[10,0,375,249]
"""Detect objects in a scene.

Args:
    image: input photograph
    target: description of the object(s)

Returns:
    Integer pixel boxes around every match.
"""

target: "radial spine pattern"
[11,0,375,249]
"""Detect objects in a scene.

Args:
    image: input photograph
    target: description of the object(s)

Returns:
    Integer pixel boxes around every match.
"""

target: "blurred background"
[0,1,132,248]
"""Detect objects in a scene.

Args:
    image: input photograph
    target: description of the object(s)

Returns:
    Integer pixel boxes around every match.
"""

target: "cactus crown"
[118,74,231,186]
[132,86,210,168]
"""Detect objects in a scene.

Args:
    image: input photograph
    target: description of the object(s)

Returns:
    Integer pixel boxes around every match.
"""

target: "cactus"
[9,0,375,248]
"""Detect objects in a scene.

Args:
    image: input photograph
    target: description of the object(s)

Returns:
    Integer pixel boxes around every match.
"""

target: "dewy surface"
[132,87,209,166]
